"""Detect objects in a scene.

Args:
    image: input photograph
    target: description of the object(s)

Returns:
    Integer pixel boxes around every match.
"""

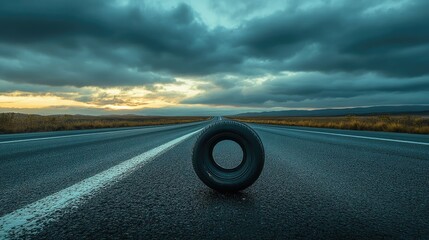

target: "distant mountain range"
[234,105,429,117]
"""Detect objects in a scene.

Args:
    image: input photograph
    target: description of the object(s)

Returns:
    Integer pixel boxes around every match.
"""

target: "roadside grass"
[230,115,429,134]
[0,113,209,134]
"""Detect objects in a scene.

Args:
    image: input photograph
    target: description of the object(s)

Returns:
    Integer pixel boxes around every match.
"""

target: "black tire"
[192,120,265,192]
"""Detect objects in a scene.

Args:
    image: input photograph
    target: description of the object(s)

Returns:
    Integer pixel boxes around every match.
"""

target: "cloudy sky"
[0,0,428,115]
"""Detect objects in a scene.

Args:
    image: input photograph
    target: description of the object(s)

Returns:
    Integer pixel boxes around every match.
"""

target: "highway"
[0,118,428,239]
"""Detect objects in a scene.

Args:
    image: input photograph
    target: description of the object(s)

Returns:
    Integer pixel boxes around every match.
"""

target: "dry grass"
[0,113,209,134]
[231,115,429,134]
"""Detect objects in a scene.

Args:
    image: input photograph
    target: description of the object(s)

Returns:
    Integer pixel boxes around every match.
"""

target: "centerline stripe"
[0,128,202,239]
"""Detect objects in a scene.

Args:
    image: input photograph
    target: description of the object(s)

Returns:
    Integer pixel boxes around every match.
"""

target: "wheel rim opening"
[212,140,244,170]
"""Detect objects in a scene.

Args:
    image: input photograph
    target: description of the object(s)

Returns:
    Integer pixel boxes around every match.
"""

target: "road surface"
[0,118,428,239]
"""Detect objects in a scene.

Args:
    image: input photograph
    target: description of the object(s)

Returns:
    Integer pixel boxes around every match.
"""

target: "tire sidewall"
[192,121,264,192]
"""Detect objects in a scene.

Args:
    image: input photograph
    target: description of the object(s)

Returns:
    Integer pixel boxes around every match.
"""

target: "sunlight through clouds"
[0,92,95,109]
[0,79,204,112]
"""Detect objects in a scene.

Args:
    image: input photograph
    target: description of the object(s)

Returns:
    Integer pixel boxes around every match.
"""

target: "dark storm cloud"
[0,43,174,87]
[2,0,426,79]
[0,0,237,86]
[184,72,429,107]
[233,0,429,77]
[1,0,429,108]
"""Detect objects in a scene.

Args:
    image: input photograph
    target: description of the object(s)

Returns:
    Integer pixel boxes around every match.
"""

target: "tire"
[192,120,265,192]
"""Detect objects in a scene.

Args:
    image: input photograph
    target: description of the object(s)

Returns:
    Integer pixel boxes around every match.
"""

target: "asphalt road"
[0,118,428,239]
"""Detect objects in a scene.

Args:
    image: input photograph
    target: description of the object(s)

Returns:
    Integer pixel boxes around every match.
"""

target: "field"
[231,115,429,134]
[0,113,209,134]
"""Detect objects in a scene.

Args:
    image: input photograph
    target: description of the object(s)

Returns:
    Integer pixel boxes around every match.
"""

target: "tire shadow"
[197,188,257,208]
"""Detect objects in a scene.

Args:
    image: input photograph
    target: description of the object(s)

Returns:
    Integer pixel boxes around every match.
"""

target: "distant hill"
[235,105,429,117]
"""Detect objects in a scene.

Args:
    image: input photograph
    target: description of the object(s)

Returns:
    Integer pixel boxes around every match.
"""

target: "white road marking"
[256,125,429,146]
[0,125,185,144]
[0,128,202,239]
